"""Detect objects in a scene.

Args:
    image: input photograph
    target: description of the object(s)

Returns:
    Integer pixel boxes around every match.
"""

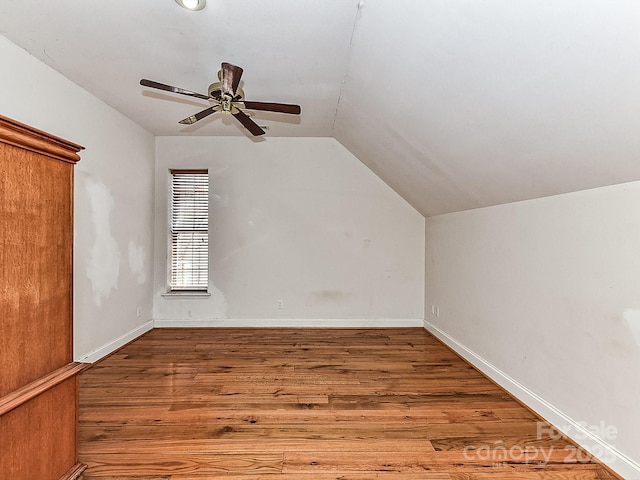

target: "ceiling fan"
[140,62,301,136]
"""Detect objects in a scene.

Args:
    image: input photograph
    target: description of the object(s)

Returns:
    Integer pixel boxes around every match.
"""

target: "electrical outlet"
[431,304,436,315]
[435,307,440,317]
[277,299,284,309]
[136,307,142,318]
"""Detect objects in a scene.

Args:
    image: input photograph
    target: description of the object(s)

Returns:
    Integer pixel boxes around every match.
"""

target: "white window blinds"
[169,170,209,291]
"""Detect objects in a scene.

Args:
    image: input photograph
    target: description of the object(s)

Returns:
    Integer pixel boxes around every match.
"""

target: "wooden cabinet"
[0,115,87,480]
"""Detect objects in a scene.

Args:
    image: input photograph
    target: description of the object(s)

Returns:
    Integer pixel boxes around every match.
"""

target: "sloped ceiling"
[2,0,640,216]
[335,0,640,215]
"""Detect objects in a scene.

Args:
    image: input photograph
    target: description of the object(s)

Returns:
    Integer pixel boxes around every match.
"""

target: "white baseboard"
[424,320,640,480]
[153,318,424,328]
[77,320,154,364]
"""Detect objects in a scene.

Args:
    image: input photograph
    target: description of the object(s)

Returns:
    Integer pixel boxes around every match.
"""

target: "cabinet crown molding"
[0,115,84,164]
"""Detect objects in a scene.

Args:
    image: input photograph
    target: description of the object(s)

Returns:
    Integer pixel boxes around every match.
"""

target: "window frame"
[166,169,210,294]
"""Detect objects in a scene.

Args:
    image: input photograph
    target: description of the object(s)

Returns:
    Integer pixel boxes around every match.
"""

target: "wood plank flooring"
[78,328,620,479]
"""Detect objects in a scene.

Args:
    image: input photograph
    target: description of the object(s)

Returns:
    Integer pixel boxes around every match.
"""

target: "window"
[169,169,209,292]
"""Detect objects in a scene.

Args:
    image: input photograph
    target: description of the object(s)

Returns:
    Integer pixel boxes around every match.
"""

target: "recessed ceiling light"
[175,0,206,11]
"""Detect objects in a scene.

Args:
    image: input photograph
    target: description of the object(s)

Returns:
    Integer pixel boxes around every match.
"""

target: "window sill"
[161,291,211,299]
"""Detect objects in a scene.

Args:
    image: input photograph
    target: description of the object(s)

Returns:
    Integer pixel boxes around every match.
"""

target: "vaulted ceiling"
[2,0,640,216]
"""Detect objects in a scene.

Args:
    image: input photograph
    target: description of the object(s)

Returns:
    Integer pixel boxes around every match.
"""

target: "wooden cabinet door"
[0,115,86,480]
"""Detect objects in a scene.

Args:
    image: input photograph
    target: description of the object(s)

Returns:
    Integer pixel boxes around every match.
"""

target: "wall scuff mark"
[622,309,640,347]
[128,240,147,285]
[306,290,351,306]
[86,180,120,306]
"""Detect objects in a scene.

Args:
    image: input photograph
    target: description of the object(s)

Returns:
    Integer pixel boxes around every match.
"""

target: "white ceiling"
[2,0,640,216]
[0,0,358,137]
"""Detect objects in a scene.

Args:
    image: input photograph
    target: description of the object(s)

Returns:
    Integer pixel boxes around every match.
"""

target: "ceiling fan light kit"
[175,0,206,11]
[140,62,301,136]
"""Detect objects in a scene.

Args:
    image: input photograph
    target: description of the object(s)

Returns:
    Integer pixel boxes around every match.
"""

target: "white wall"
[154,136,424,326]
[425,181,640,477]
[0,35,156,361]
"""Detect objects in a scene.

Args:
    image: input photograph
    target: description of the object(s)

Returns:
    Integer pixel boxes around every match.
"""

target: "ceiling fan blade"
[243,101,301,115]
[221,62,244,97]
[140,79,211,100]
[232,108,265,136]
[178,105,220,125]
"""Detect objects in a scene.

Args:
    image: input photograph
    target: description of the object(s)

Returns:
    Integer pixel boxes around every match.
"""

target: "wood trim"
[0,115,84,164]
[58,462,87,480]
[0,362,90,416]
[70,166,76,359]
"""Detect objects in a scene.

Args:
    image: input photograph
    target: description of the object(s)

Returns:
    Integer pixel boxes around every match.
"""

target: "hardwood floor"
[78,328,619,479]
